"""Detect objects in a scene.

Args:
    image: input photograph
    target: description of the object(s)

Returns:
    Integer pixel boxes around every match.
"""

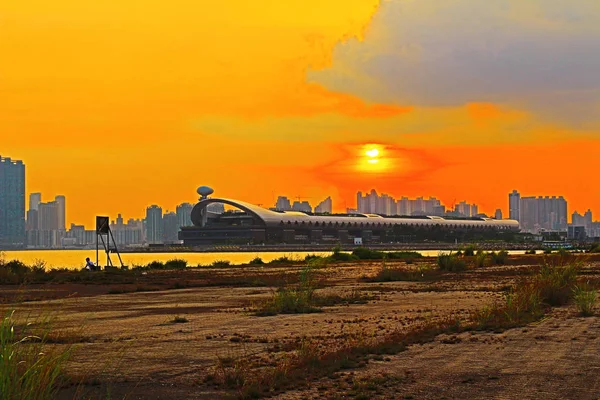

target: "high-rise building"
[55,195,66,230]
[38,201,59,231]
[145,205,163,244]
[455,201,474,217]
[519,195,567,233]
[176,203,194,227]
[315,197,333,214]
[291,201,312,213]
[0,156,26,247]
[275,196,292,211]
[29,193,41,211]
[162,212,179,243]
[495,209,503,220]
[509,190,520,221]
[572,209,593,236]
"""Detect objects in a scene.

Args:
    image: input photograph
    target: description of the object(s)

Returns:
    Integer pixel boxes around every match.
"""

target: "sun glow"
[366,149,379,158]
[358,144,390,173]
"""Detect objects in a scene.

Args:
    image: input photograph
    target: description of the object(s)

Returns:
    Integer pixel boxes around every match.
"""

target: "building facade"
[145,205,163,244]
[176,203,194,227]
[180,197,520,246]
[509,190,521,221]
[0,156,25,247]
[315,197,333,214]
[519,195,567,233]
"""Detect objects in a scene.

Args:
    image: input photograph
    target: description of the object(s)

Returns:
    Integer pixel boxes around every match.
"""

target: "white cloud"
[309,0,600,126]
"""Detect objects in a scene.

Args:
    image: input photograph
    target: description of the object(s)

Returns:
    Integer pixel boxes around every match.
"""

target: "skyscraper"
[291,201,312,213]
[519,195,567,233]
[509,190,520,221]
[55,195,66,230]
[162,212,179,243]
[29,193,41,211]
[0,156,26,246]
[145,205,163,244]
[176,203,194,227]
[38,201,59,231]
[495,209,503,220]
[315,197,333,214]
[275,196,292,211]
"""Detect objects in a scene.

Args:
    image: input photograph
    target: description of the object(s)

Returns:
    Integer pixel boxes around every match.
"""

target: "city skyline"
[12,177,600,227]
[17,183,600,228]
[3,1,600,225]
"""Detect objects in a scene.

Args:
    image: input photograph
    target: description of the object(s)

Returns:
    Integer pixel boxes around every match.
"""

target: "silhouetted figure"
[85,257,97,271]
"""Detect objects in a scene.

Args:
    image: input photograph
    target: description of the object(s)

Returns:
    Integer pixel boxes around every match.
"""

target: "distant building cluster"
[508,190,568,233]
[356,189,480,218]
[6,151,600,249]
[274,196,332,214]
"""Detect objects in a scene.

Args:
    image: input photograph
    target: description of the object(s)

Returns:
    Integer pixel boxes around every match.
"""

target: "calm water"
[1,249,529,270]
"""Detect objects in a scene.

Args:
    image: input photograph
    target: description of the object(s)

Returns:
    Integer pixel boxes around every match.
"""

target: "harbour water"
[1,249,530,270]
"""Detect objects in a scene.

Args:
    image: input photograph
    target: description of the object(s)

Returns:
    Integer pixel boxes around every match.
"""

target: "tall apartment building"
[495,209,503,220]
[145,205,163,244]
[176,203,194,227]
[275,196,292,211]
[572,209,593,237]
[26,193,42,231]
[519,195,567,233]
[29,193,41,211]
[509,190,521,221]
[0,156,26,247]
[38,201,60,231]
[109,215,145,247]
[55,195,66,230]
[357,190,446,217]
[162,211,179,243]
[292,201,312,213]
[315,197,333,214]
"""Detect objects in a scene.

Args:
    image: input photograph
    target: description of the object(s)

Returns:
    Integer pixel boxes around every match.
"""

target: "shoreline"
[4,242,535,253]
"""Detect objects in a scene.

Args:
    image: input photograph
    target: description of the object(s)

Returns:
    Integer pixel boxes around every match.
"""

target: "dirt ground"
[3,257,600,399]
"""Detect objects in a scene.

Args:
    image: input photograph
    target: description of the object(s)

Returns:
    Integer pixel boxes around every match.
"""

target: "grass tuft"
[573,284,597,317]
[0,309,71,399]
[437,252,466,272]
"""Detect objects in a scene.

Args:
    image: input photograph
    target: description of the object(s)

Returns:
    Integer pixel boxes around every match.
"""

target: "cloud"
[309,0,600,127]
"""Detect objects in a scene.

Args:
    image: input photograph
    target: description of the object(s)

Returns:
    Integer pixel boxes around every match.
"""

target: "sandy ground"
[3,258,600,399]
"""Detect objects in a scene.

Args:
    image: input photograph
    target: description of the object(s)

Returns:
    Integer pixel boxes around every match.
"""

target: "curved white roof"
[191,198,520,231]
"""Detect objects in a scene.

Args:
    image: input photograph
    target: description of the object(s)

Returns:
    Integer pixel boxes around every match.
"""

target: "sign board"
[96,216,110,234]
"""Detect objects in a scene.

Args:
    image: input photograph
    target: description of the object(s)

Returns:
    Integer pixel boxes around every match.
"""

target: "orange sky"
[2,0,600,226]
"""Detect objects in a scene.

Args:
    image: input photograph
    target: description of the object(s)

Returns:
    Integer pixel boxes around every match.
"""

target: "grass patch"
[352,247,386,260]
[489,250,509,265]
[211,315,462,399]
[472,254,582,330]
[573,284,596,317]
[437,252,466,272]
[254,268,369,316]
[0,309,71,399]
[474,251,487,268]
[248,257,265,265]
[254,267,320,316]
[463,245,476,257]
[366,262,438,282]
[211,260,231,268]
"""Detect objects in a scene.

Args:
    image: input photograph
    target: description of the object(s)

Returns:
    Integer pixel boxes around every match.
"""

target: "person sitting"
[85,258,97,271]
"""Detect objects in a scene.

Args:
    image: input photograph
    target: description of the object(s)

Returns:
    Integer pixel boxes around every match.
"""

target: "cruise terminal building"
[179,191,520,246]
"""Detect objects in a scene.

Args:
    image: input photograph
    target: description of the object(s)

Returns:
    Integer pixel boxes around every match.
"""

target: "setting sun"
[366,149,379,158]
